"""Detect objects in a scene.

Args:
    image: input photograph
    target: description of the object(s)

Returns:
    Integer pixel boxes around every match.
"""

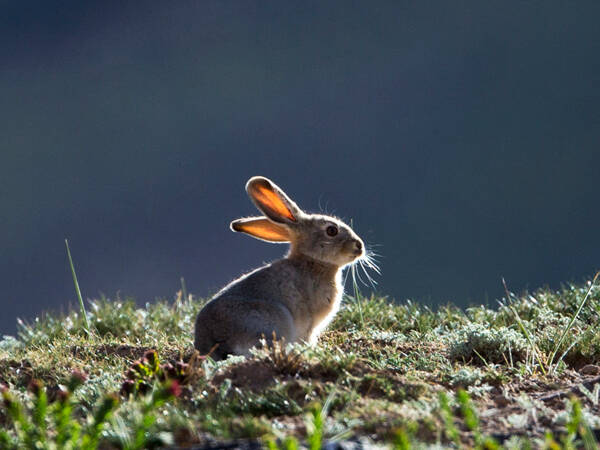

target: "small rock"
[579,364,600,376]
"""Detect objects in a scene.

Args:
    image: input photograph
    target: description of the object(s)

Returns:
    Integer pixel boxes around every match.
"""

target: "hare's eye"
[326,225,338,237]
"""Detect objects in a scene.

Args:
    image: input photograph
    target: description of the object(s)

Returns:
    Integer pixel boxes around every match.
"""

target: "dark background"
[1,1,599,336]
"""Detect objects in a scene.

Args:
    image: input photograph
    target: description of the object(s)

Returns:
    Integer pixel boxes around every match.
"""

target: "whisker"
[366,251,381,266]
[342,264,351,287]
[340,226,382,292]
[365,247,382,257]
[351,262,364,290]
[361,254,381,275]
[358,259,378,287]
[352,261,368,286]
[365,260,380,275]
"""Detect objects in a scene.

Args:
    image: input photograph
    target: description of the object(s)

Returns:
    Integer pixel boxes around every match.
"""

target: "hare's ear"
[230,217,291,243]
[246,176,301,224]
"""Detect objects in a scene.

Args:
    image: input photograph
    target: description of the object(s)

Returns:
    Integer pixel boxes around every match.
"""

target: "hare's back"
[218,260,298,299]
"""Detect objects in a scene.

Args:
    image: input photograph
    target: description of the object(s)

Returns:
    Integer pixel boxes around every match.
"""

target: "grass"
[1,276,600,448]
[65,239,90,335]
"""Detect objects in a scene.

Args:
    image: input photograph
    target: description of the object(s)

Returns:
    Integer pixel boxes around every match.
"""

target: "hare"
[194,176,365,360]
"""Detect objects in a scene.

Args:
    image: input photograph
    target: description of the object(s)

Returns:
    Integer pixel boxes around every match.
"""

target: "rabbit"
[194,176,365,360]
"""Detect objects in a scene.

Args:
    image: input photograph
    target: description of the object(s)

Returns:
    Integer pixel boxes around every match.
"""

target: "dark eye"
[326,225,338,237]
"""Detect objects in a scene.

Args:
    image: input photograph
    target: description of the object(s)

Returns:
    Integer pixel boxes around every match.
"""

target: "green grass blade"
[349,218,365,330]
[180,276,188,303]
[568,398,599,450]
[548,272,599,372]
[438,392,460,446]
[283,437,299,450]
[65,239,90,334]
[308,405,324,450]
[393,427,411,450]
[31,383,48,445]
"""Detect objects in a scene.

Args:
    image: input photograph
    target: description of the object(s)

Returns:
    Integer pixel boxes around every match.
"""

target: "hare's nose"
[354,240,363,251]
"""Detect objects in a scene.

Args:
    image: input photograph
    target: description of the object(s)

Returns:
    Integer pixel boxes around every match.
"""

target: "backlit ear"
[246,176,301,224]
[230,217,291,243]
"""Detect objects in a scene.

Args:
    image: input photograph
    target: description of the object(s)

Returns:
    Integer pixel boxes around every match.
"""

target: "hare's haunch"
[194,176,364,360]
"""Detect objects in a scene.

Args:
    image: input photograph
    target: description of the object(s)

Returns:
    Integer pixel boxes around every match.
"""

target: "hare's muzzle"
[351,239,364,257]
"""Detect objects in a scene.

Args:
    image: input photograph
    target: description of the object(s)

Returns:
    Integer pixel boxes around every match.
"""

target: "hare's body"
[194,176,364,360]
[194,256,342,359]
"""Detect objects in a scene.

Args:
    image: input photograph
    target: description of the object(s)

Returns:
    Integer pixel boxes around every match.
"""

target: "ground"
[1,276,599,449]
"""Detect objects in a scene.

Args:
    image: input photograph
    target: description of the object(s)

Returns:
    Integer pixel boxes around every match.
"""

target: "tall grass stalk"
[180,277,188,303]
[347,218,365,330]
[65,239,90,334]
[503,278,547,376]
[548,272,600,373]
[350,263,365,330]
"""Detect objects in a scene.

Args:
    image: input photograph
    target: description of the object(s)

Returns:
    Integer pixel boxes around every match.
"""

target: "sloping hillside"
[1,276,599,448]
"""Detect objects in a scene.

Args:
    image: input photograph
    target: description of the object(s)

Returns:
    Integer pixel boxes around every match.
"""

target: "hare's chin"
[351,248,365,259]
[344,251,363,264]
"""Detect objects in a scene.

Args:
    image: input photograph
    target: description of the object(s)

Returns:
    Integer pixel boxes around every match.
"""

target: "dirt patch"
[209,353,432,408]
[211,360,281,392]
[468,373,600,442]
[356,372,430,402]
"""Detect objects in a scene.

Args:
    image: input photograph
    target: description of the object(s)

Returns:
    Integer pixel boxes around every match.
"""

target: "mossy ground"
[1,277,600,448]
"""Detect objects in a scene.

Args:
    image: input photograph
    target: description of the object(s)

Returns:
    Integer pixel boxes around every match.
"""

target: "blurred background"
[1,1,599,335]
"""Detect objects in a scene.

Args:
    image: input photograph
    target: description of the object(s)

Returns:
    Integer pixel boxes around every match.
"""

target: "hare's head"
[230,176,365,268]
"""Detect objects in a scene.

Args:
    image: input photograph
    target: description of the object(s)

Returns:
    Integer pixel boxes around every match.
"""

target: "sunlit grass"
[1,273,600,448]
